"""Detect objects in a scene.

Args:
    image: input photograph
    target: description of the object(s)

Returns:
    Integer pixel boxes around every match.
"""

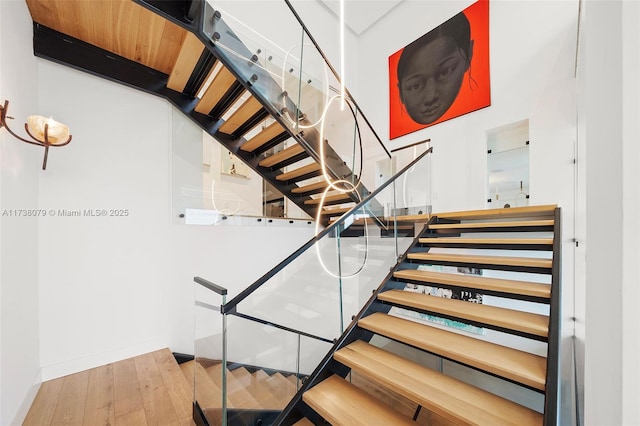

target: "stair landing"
[23,348,194,426]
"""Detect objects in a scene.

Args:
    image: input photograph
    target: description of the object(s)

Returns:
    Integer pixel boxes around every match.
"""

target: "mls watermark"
[2,209,130,217]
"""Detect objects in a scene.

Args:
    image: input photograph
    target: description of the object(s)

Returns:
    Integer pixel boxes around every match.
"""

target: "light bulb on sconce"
[0,99,72,170]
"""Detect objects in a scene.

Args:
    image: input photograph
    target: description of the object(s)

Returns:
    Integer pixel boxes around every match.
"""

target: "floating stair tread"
[320,206,352,216]
[420,237,554,246]
[195,66,238,114]
[293,418,315,426]
[378,290,549,337]
[433,205,557,220]
[358,313,546,390]
[291,180,329,194]
[276,163,321,181]
[259,144,306,168]
[219,96,263,134]
[304,192,352,205]
[334,341,543,426]
[241,121,288,152]
[407,252,553,269]
[167,32,205,92]
[429,219,554,230]
[393,269,550,299]
[303,375,415,426]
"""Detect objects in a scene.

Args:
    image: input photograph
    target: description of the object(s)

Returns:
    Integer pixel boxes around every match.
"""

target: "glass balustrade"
[190,149,432,424]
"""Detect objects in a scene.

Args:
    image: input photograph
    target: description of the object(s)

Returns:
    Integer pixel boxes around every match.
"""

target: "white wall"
[581,1,640,425]
[34,61,316,381]
[0,1,42,424]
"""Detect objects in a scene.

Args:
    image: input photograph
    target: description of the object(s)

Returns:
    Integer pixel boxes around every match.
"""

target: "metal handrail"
[221,146,433,315]
[283,0,392,159]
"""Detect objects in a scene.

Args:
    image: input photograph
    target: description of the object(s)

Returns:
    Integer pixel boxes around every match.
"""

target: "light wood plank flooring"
[24,348,194,426]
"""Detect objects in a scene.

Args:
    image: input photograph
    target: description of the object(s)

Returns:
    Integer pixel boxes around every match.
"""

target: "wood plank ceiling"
[24,0,187,74]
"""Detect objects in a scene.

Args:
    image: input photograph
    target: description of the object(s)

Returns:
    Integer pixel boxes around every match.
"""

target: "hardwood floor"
[24,348,194,426]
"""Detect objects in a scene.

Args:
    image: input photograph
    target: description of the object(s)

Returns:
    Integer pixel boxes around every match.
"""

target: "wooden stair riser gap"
[392,269,551,301]
[231,108,271,139]
[378,290,549,340]
[419,237,554,251]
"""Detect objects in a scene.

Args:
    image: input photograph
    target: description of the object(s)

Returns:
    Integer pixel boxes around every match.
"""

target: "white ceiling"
[317,0,404,35]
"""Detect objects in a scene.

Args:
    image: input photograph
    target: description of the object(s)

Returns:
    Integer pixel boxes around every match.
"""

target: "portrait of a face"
[389,0,490,139]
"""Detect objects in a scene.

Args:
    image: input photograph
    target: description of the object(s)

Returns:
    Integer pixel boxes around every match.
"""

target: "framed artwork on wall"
[221,150,250,178]
[389,0,491,139]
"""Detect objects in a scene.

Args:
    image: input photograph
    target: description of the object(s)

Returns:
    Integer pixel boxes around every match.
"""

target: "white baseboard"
[40,339,168,381]
[10,369,42,426]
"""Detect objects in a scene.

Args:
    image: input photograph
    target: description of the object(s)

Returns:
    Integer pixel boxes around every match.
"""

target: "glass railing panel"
[227,150,432,339]
[391,145,433,218]
[232,235,343,341]
[223,315,333,424]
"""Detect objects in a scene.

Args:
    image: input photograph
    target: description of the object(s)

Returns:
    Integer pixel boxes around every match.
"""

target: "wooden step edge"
[219,96,263,134]
[433,205,557,220]
[304,193,352,205]
[258,144,306,168]
[303,375,415,426]
[429,219,554,230]
[407,253,553,269]
[293,418,315,426]
[358,313,546,390]
[392,269,551,300]
[167,32,205,92]
[241,121,287,152]
[378,290,549,338]
[334,341,543,426]
[276,163,321,181]
[291,180,329,194]
[419,237,554,246]
[195,66,238,114]
[206,364,263,409]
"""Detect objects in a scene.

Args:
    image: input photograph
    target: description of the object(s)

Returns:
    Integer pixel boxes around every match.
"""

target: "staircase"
[180,359,303,424]
[278,204,561,425]
[24,0,377,222]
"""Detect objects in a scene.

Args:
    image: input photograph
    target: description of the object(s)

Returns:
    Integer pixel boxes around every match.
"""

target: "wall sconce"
[0,99,72,170]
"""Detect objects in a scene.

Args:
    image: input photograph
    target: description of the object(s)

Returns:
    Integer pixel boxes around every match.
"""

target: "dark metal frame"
[544,207,562,425]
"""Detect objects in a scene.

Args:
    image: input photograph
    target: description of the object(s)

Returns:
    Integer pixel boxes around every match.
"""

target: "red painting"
[389,0,491,139]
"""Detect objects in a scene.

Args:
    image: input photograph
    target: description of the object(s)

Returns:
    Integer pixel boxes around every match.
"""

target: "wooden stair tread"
[378,289,549,337]
[334,341,543,426]
[358,313,546,390]
[219,96,263,134]
[429,219,554,230]
[276,163,321,181]
[255,371,295,407]
[407,252,552,269]
[433,205,557,220]
[304,192,352,205]
[241,121,287,152]
[303,375,415,426]
[293,418,315,426]
[393,269,550,299]
[291,180,329,194]
[181,361,222,409]
[241,369,283,409]
[420,237,554,246]
[259,144,306,168]
[167,32,205,92]
[195,66,237,114]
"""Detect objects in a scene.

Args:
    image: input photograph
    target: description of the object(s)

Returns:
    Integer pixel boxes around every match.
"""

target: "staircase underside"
[25,0,363,223]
